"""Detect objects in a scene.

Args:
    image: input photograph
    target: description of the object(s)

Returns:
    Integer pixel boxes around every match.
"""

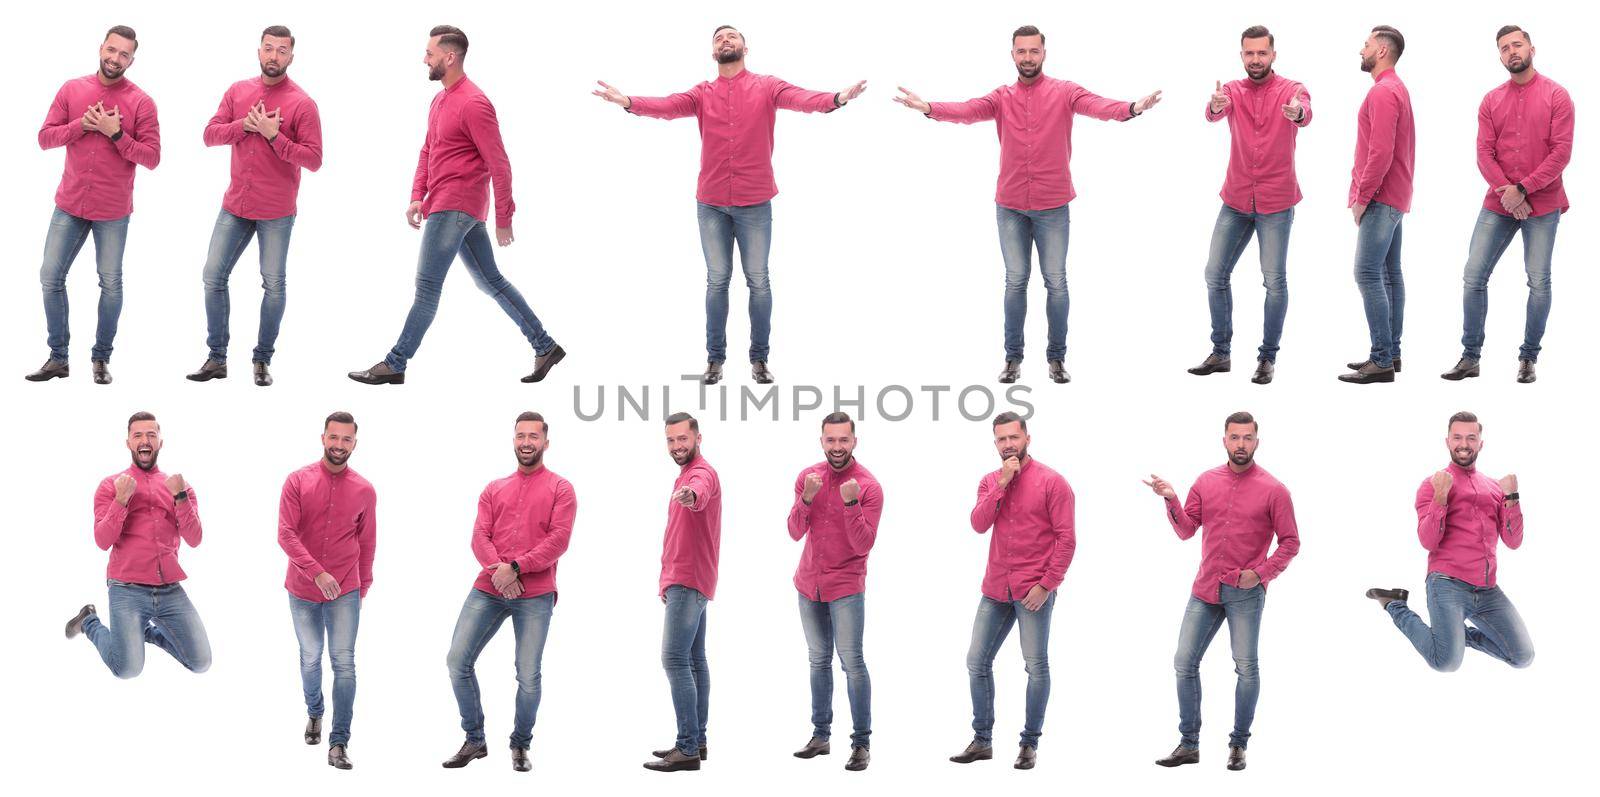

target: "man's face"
[1223,422,1259,467]
[1241,36,1275,80]
[666,421,700,466]
[1498,32,1533,74]
[1447,421,1484,468]
[260,34,294,78]
[99,34,136,81]
[1359,34,1381,73]
[1012,34,1045,79]
[712,28,746,65]
[127,420,161,471]
[322,422,357,467]
[513,420,548,468]
[993,421,1030,462]
[424,36,454,81]
[821,422,856,470]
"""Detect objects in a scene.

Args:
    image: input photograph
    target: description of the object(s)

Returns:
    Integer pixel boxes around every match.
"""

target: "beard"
[261,62,285,78]
[100,60,125,81]
[516,447,543,468]
[716,46,745,65]
[428,62,446,81]
[1451,447,1479,468]
[825,450,853,470]
[1245,63,1271,80]
[1229,448,1255,467]
[324,447,351,467]
[1505,56,1531,74]
[671,445,699,466]
[1015,62,1041,79]
[1360,53,1377,73]
[132,448,158,471]
[999,445,1029,464]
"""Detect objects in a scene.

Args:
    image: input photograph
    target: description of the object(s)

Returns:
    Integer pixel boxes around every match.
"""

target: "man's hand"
[1282,90,1305,122]
[93,104,123,137]
[1209,80,1231,114]
[893,86,931,114]
[164,473,188,498]
[1238,569,1261,589]
[672,486,697,508]
[314,572,342,600]
[1430,469,1453,505]
[840,478,861,504]
[1021,584,1051,612]
[243,102,263,134]
[406,201,424,230]
[81,105,100,132]
[491,562,520,593]
[258,107,282,141]
[835,80,868,105]
[1352,202,1369,225]
[1498,473,1518,495]
[113,474,136,506]
[1142,474,1177,499]
[801,473,824,504]
[997,456,1022,489]
[1511,200,1532,221]
[1494,184,1525,214]
[592,80,631,109]
[1134,90,1163,114]
[501,579,523,600]
[496,226,514,246]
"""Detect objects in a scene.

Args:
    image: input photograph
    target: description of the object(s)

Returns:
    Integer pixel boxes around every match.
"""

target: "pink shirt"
[277,462,377,603]
[787,460,884,602]
[411,76,515,228]
[627,70,840,207]
[39,75,161,221]
[1348,68,1415,212]
[969,458,1076,602]
[204,75,323,220]
[1476,72,1574,217]
[1205,73,1312,215]
[660,455,722,599]
[471,467,577,600]
[93,466,201,585]
[1414,462,1523,588]
[928,75,1136,211]
[1162,463,1301,604]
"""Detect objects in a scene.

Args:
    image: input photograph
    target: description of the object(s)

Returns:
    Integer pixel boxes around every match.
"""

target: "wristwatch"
[510,561,521,575]
[110,129,124,143]
[844,499,859,507]
[1504,491,1520,502]
[174,489,188,502]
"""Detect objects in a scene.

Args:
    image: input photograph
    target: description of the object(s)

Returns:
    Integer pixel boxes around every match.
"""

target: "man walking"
[1441,26,1573,385]
[278,412,376,770]
[1143,411,1300,772]
[350,26,565,386]
[188,26,324,387]
[594,25,866,385]
[895,25,1161,384]
[442,412,576,772]
[786,412,883,771]
[27,26,160,385]
[1186,27,1311,386]
[1339,25,1414,385]
[950,411,1075,770]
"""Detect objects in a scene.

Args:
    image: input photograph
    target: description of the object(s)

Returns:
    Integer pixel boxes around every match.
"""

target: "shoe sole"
[1338,374,1395,384]
[643,761,701,772]
[349,375,405,385]
[1187,367,1231,375]
[950,753,994,764]
[186,373,227,382]
[25,373,69,382]
[1156,758,1200,768]
[1440,370,1479,381]
[794,749,831,759]
[442,750,488,768]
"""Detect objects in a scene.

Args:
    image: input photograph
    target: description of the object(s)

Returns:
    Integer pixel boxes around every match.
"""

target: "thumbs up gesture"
[1282,89,1305,122]
[1209,80,1230,114]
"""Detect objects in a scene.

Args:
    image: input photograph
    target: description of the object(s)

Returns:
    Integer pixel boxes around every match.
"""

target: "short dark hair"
[821,411,855,434]
[1012,25,1044,46]
[515,411,548,436]
[1448,411,1482,433]
[1371,25,1405,61]
[665,412,699,433]
[127,410,157,430]
[992,411,1027,432]
[1241,25,1274,48]
[713,24,740,38]
[1224,411,1258,434]
[262,25,295,48]
[105,25,138,52]
[324,411,357,433]
[1496,25,1529,45]
[430,25,469,56]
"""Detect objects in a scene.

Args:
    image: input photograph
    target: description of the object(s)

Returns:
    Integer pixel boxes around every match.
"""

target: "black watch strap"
[110,129,124,143]
[174,489,188,502]
[510,561,521,574]
[1504,491,1520,502]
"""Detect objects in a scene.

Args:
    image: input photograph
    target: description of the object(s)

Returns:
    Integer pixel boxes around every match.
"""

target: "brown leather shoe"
[1156,745,1200,767]
[845,745,870,771]
[1252,359,1274,385]
[186,358,227,382]
[511,747,531,772]
[643,748,701,772]
[304,716,321,745]
[1014,745,1037,770]
[253,361,273,387]
[521,344,566,383]
[1347,356,1402,373]
[752,360,774,384]
[793,736,830,758]
[1048,360,1071,383]
[1365,586,1409,607]
[65,604,94,638]
[328,744,352,770]
[950,740,993,764]
[1517,359,1537,384]
[1440,357,1480,381]
[348,361,404,385]
[1187,354,1231,375]
[1227,746,1246,771]
[1337,361,1395,384]
[441,741,487,768]
[652,744,707,761]
[92,360,112,385]
[998,360,1021,384]
[25,359,69,382]
[702,362,723,385]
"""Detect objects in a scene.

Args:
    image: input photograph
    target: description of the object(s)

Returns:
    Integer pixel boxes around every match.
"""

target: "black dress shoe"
[702,362,723,385]
[1156,745,1200,767]
[652,744,708,761]
[643,748,701,772]
[25,359,70,382]
[65,604,95,638]
[186,359,227,382]
[998,360,1021,384]
[845,745,870,771]
[1440,357,1480,381]
[442,741,487,768]
[1338,361,1395,384]
[305,716,321,745]
[1517,359,1537,384]
[511,747,531,772]
[1227,746,1246,771]
[1365,587,1409,607]
[1347,356,1402,373]
[950,741,993,764]
[1014,745,1037,770]
[793,736,830,758]
[1187,354,1231,375]
[752,361,774,384]
[254,362,273,387]
[521,344,566,383]
[1048,360,1071,383]
[348,361,405,385]
[1252,359,1274,384]
[92,360,112,385]
[328,744,352,770]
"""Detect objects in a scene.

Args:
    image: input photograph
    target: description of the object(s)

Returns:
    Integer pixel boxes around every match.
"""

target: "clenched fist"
[802,473,824,504]
[1430,470,1453,505]
[165,474,188,498]
[113,474,136,506]
[998,456,1022,489]
[840,478,861,504]
[1498,473,1518,494]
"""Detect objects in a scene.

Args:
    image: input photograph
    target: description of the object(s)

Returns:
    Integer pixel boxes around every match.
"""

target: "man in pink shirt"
[350,26,565,386]
[442,412,576,773]
[646,413,722,772]
[1143,411,1300,772]
[950,411,1074,770]
[278,412,375,770]
[1366,412,1534,672]
[786,412,883,772]
[1340,26,1415,385]
[1186,27,1311,386]
[65,412,211,679]
[1441,26,1574,385]
[896,25,1160,385]
[594,25,866,386]
[188,26,324,388]
[27,26,160,386]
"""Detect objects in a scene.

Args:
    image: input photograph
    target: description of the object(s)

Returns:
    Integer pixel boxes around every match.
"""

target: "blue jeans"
[40,208,129,362]
[798,591,871,747]
[1461,208,1560,362]
[1204,204,1292,362]
[445,590,555,750]
[385,210,556,372]
[1352,202,1405,368]
[289,591,361,747]
[997,203,1070,362]
[966,591,1055,748]
[662,584,710,756]
[698,201,773,364]
[1174,584,1264,750]
[1384,573,1535,672]
[201,209,295,364]
[81,580,212,679]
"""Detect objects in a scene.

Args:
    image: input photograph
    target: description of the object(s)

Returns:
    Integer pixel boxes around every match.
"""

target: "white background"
[4,1,1592,794]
